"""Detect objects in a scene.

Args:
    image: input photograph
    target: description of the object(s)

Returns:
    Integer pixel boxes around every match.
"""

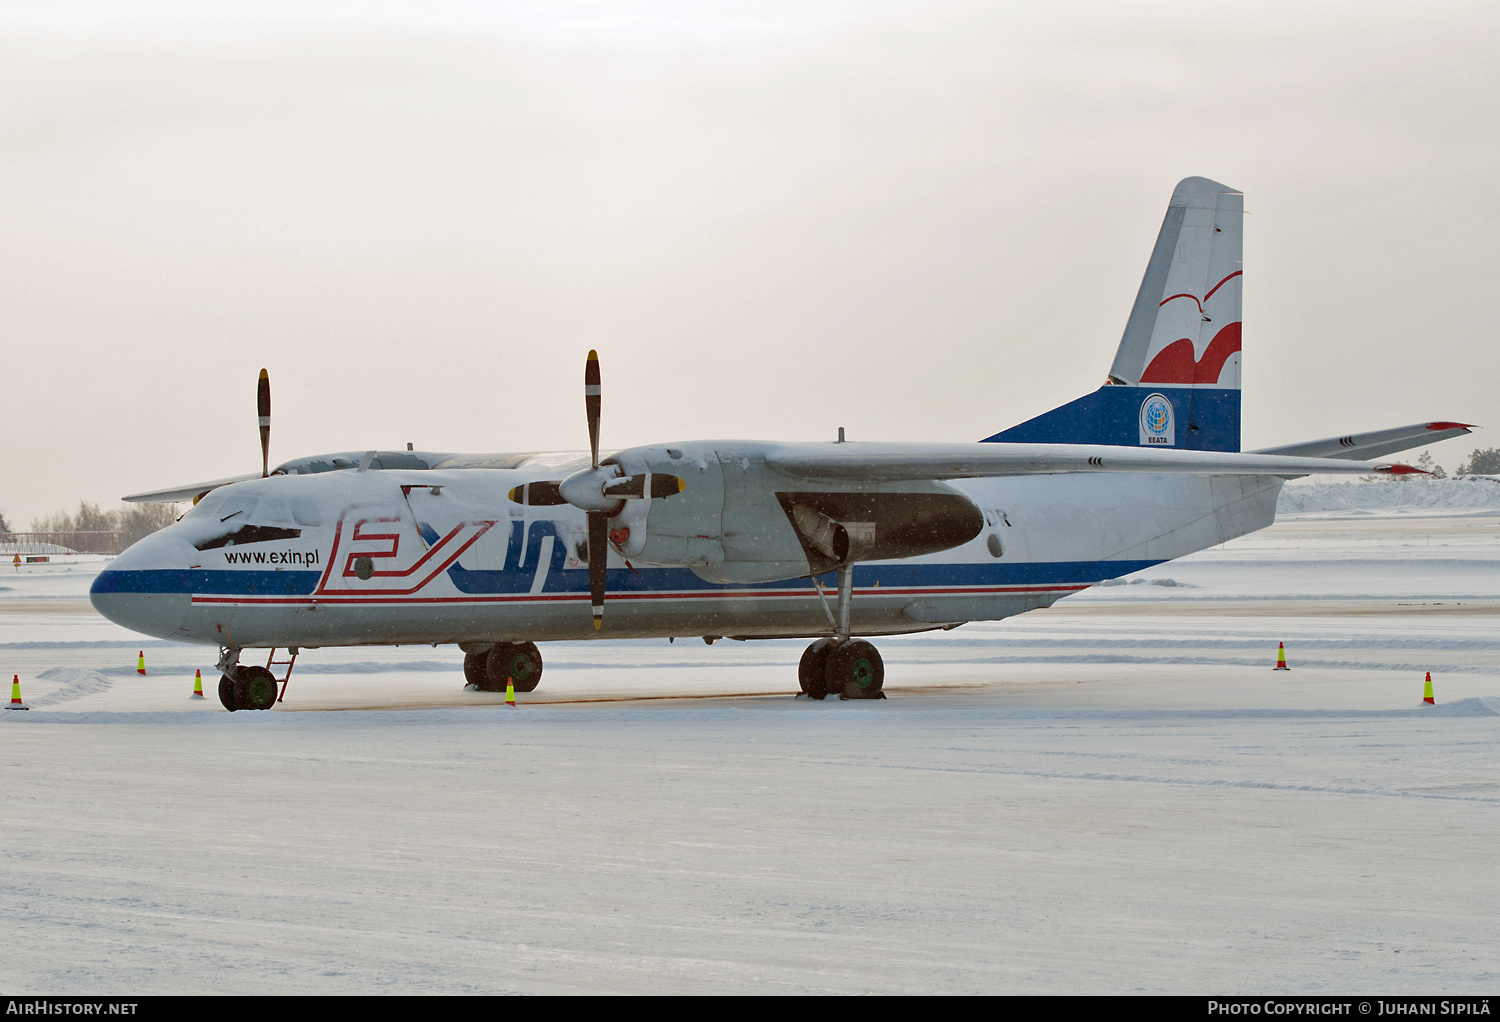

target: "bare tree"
[118,503,178,550]
[26,499,180,553]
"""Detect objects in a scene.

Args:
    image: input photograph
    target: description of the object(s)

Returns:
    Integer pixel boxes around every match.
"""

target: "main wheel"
[463,650,489,689]
[486,641,544,693]
[235,666,279,710]
[825,640,884,700]
[218,673,238,712]
[798,639,839,700]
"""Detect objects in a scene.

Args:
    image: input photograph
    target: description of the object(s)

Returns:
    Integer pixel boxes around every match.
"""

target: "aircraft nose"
[90,530,194,640]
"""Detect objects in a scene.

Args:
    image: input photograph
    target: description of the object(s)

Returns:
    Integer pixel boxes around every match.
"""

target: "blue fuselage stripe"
[90,559,1162,599]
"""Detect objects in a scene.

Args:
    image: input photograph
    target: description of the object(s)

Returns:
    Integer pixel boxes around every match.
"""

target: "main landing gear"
[797,564,887,700]
[464,642,544,694]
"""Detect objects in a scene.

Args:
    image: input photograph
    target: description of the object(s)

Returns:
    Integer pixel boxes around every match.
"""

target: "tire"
[488,641,543,693]
[798,639,839,700]
[237,666,279,710]
[825,640,884,699]
[218,673,238,712]
[476,643,510,691]
[463,651,489,689]
[231,669,250,710]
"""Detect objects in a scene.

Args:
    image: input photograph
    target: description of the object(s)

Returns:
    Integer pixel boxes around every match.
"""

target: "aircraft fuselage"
[91,444,1283,649]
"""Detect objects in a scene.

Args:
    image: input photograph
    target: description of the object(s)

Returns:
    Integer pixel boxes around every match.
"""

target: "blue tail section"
[982,385,1240,452]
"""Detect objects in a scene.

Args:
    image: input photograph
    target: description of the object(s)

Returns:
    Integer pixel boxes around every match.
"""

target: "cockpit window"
[195,524,302,551]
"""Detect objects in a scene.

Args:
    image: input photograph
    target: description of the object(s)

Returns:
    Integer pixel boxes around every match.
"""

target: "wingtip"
[1425,421,1476,431]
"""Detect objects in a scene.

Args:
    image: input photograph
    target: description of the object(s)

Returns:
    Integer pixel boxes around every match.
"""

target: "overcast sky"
[1,1,1496,525]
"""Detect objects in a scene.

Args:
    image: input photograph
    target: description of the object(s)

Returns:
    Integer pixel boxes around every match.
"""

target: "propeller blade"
[585,349,601,470]
[257,369,271,478]
[587,509,608,630]
[507,481,569,506]
[601,473,687,499]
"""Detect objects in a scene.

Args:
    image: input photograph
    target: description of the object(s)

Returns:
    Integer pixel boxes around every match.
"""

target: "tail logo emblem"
[1139,393,1175,446]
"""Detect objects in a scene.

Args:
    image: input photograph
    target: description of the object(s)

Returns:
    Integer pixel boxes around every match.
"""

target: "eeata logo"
[1139,392,1175,446]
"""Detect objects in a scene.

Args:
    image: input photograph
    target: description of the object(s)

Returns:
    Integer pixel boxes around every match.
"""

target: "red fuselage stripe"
[190,584,1092,607]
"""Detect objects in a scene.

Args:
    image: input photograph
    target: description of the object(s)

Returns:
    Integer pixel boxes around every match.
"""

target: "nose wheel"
[217,665,279,711]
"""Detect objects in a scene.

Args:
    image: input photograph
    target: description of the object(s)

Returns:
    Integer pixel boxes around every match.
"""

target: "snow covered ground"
[2,491,1499,993]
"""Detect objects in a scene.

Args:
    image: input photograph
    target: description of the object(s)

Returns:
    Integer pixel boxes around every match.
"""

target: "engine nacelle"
[601,442,983,584]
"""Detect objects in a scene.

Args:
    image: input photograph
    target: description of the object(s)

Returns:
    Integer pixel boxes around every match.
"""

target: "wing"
[1251,421,1474,461]
[764,441,1418,482]
[121,449,586,502]
[122,474,263,503]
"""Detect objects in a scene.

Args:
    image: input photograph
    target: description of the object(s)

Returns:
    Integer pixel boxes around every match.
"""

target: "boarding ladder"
[265,647,300,704]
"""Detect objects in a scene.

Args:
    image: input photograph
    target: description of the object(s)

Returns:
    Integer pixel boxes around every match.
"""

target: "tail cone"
[8,674,26,710]
[1423,672,1435,705]
[1273,642,1290,670]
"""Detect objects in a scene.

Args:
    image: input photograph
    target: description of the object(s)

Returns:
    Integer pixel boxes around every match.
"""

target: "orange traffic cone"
[191,669,204,699]
[137,651,146,676]
[1273,642,1290,670]
[8,675,27,710]
[1423,672,1435,705]
[505,677,516,706]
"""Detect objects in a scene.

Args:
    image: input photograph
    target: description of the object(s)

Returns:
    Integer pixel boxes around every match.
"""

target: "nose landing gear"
[215,647,294,711]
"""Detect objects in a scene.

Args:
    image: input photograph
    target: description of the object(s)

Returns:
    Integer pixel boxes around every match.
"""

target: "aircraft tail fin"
[985,177,1244,451]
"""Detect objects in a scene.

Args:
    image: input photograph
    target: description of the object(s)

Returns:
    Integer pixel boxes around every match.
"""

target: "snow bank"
[1278,478,1500,515]
[28,666,113,706]
[1422,696,1500,717]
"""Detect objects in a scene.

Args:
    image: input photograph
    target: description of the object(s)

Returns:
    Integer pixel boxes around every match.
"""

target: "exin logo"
[1139,392,1175,446]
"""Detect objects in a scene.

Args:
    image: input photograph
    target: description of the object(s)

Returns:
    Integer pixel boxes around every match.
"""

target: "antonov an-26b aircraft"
[92,177,1473,711]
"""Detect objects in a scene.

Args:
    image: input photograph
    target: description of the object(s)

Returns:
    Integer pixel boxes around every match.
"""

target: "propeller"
[504,350,687,631]
[585,350,606,630]
[257,368,271,478]
[603,474,686,499]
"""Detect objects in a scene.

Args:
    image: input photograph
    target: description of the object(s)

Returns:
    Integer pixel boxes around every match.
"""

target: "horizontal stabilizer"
[767,441,1412,482]
[1252,422,1474,462]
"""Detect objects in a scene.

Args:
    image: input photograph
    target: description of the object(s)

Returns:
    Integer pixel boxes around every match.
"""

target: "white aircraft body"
[91,178,1473,710]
